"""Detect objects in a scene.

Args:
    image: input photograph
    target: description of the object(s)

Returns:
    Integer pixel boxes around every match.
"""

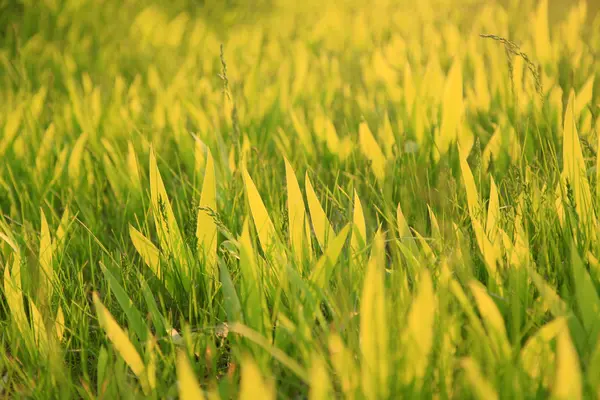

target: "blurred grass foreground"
[1,0,600,398]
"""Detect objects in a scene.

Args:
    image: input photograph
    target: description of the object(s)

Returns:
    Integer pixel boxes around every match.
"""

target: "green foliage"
[0,0,599,398]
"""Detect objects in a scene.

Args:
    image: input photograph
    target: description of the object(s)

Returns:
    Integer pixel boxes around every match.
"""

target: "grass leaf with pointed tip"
[68,132,89,187]
[129,225,161,280]
[309,224,350,290]
[242,168,280,258]
[360,229,388,399]
[351,190,367,254]
[461,358,498,400]
[100,263,149,342]
[470,282,510,359]
[197,147,218,271]
[284,157,310,262]
[305,173,335,252]
[39,209,54,300]
[93,292,150,395]
[553,327,582,400]
[404,270,435,383]
[4,255,28,336]
[177,350,206,400]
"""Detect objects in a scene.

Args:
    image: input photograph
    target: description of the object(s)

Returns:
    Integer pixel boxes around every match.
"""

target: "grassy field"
[1,0,600,398]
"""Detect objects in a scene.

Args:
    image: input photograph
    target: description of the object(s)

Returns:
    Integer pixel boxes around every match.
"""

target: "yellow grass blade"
[412,100,427,145]
[284,157,309,261]
[129,225,161,279]
[436,58,463,159]
[239,219,259,283]
[553,327,582,400]
[461,358,498,400]
[533,0,551,62]
[427,205,442,250]
[290,109,315,155]
[528,268,568,315]
[404,63,415,115]
[413,229,435,263]
[329,334,359,399]
[472,54,491,111]
[587,332,600,396]
[228,148,237,173]
[469,282,510,359]
[177,350,206,400]
[53,206,72,255]
[309,224,350,289]
[146,338,157,391]
[507,219,531,268]
[520,317,566,388]
[575,75,594,117]
[127,141,142,191]
[29,299,49,357]
[458,121,475,160]
[68,132,89,188]
[239,356,275,400]
[55,306,65,342]
[323,117,341,156]
[102,154,122,201]
[50,148,69,186]
[149,148,188,274]
[238,218,271,336]
[194,138,207,179]
[196,147,218,269]
[93,292,150,395]
[373,49,397,86]
[0,106,23,157]
[475,219,499,275]
[242,168,278,256]
[460,153,499,275]
[397,202,417,253]
[4,255,28,336]
[562,90,594,225]
[360,229,388,399]
[379,113,396,159]
[35,124,56,177]
[482,127,501,170]
[309,354,332,400]
[404,270,435,383]
[358,121,386,182]
[39,209,54,299]
[486,176,500,241]
[149,149,174,248]
[351,190,367,254]
[459,151,480,221]
[305,173,335,251]
[597,121,600,202]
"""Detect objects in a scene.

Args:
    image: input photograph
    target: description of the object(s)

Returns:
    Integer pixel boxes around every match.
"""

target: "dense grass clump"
[1,0,600,398]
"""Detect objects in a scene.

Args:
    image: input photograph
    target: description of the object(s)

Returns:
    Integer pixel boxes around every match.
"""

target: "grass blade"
[39,208,54,300]
[196,147,218,271]
[177,350,206,400]
[553,327,582,400]
[284,156,310,262]
[403,270,435,384]
[461,358,498,400]
[351,190,367,254]
[305,173,336,252]
[360,229,388,399]
[129,225,161,280]
[242,168,279,257]
[100,263,149,342]
[358,121,386,182]
[93,292,150,395]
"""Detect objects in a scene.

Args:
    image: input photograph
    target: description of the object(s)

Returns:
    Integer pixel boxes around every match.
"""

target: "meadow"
[1,0,600,398]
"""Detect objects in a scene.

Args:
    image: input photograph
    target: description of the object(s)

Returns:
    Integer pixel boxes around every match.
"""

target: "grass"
[1,0,600,398]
